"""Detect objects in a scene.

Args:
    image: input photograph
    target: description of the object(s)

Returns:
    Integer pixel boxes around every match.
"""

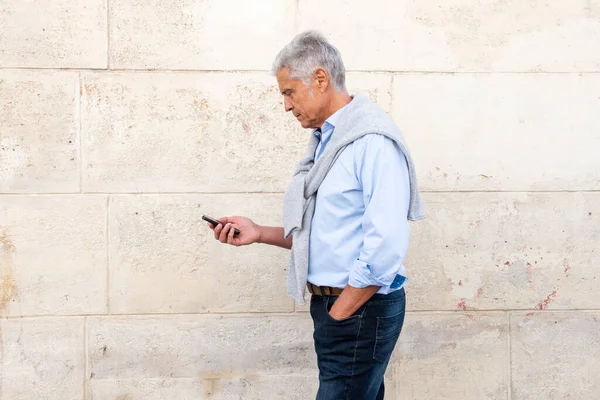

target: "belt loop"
[319,286,326,296]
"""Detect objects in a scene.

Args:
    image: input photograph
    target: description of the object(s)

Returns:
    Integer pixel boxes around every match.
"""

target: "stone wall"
[1,1,599,399]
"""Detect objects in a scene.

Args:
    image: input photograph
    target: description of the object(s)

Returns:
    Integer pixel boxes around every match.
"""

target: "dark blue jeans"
[310,288,406,400]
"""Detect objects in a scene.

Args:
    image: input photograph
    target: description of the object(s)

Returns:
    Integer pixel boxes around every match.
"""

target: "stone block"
[511,312,600,400]
[0,317,84,400]
[87,315,316,382]
[392,73,600,191]
[81,72,308,193]
[0,196,107,316]
[81,71,395,193]
[109,194,294,314]
[299,0,600,72]
[389,313,508,400]
[346,72,393,113]
[404,192,599,311]
[0,0,107,68]
[109,0,296,70]
[0,71,79,193]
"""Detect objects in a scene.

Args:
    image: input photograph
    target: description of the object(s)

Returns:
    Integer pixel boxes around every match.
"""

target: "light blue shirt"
[307,105,410,294]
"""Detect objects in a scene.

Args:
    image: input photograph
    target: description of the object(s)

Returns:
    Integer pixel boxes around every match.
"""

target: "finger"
[214,216,233,225]
[219,223,231,243]
[227,224,236,244]
[213,224,222,240]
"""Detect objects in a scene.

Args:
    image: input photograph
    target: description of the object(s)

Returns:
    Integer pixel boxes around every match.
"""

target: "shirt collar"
[313,104,347,138]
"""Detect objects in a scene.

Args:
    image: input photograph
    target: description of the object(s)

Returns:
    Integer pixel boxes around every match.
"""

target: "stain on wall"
[0,230,18,313]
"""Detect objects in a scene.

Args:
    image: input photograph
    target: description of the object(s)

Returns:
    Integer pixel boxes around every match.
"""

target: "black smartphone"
[202,215,240,235]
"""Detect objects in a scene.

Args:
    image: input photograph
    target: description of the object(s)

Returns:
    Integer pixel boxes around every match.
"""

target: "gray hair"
[271,31,347,92]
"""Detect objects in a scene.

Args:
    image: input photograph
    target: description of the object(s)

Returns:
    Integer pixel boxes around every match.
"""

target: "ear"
[314,68,329,92]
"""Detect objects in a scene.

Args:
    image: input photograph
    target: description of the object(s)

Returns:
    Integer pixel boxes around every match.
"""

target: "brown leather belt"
[307,282,344,296]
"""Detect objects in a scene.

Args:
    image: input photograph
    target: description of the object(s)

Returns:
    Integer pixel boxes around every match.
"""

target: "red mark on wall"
[193,98,209,110]
[457,299,467,311]
[566,246,574,254]
[242,122,250,133]
[458,280,463,286]
[476,287,484,297]
[536,291,557,310]
[504,261,511,266]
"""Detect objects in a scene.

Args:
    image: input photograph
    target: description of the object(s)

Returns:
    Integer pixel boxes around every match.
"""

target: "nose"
[284,97,293,112]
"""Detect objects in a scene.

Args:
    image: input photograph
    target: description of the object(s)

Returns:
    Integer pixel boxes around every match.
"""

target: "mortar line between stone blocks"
[106,0,110,69]
[78,72,83,193]
[89,373,312,382]
[94,191,286,195]
[389,74,396,114]
[83,315,89,400]
[0,67,108,72]
[384,70,600,75]
[294,0,301,34]
[2,190,599,196]
[508,313,512,400]
[106,196,111,315]
[86,68,272,73]
[0,191,286,196]
[4,308,600,320]
[406,308,600,314]
[3,66,600,74]
[420,190,600,193]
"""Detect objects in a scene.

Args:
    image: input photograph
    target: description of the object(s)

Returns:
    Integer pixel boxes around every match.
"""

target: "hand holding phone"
[203,214,262,247]
[202,215,240,235]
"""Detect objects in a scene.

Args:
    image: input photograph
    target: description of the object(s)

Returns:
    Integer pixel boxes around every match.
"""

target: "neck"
[319,91,352,128]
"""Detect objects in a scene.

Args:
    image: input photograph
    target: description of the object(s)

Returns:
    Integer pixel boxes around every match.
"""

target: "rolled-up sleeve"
[347,134,411,289]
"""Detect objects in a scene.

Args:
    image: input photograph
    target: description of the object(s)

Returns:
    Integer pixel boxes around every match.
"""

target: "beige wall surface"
[1,1,599,399]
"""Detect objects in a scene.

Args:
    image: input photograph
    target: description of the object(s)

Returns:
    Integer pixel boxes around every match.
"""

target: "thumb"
[218,216,234,224]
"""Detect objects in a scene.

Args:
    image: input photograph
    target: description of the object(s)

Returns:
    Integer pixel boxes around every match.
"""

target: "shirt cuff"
[348,259,397,289]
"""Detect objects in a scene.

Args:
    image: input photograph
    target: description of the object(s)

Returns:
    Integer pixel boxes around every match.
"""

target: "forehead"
[276,68,303,91]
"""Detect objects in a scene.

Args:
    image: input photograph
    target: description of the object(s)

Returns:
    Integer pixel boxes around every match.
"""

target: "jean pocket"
[323,296,363,324]
[373,310,405,362]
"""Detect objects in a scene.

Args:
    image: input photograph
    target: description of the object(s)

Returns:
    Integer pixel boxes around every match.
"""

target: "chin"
[300,120,314,129]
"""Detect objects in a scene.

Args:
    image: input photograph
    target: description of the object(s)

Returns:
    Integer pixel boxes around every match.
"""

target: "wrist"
[256,225,265,244]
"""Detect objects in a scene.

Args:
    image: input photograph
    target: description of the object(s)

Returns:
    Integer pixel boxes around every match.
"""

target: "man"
[209,31,424,400]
